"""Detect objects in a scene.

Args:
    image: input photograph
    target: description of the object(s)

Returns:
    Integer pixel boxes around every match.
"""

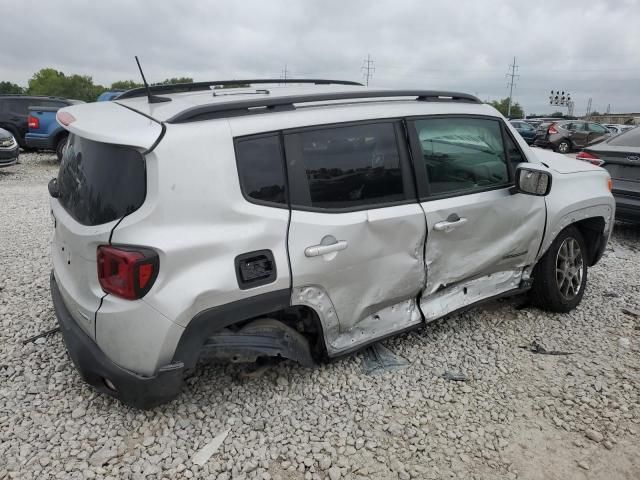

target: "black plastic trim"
[234,250,277,290]
[172,289,291,370]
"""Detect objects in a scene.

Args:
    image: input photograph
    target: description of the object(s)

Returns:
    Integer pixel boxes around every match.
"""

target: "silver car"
[48,80,615,408]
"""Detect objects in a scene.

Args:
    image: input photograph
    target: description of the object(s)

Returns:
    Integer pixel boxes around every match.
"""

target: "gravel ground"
[1,152,639,480]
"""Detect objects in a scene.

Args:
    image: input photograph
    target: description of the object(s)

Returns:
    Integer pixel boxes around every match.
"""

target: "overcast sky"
[3,0,639,115]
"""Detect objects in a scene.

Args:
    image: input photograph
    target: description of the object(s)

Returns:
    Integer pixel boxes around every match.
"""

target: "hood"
[0,127,13,139]
[531,148,600,174]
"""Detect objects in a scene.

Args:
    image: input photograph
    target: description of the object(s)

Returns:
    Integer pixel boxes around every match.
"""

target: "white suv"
[48,80,614,408]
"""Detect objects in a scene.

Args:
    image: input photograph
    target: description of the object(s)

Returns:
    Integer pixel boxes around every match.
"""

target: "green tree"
[27,68,106,102]
[488,98,524,118]
[550,111,564,118]
[0,81,25,94]
[590,111,601,116]
[110,80,143,90]
[156,77,193,85]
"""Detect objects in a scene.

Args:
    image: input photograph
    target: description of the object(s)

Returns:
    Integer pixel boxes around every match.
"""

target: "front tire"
[530,226,587,312]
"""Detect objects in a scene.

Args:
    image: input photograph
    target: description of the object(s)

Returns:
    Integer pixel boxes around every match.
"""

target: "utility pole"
[280,64,289,84]
[505,56,519,117]
[586,97,592,118]
[361,54,375,86]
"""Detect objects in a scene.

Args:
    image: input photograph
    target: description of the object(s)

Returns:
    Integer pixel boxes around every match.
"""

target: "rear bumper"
[25,133,54,150]
[533,138,554,148]
[50,272,184,409]
[614,192,640,222]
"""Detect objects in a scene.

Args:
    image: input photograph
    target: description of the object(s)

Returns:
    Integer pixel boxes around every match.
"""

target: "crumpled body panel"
[421,187,546,296]
[289,203,426,355]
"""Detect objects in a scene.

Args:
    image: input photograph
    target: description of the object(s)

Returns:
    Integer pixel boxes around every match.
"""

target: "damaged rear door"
[286,120,426,354]
[407,116,546,320]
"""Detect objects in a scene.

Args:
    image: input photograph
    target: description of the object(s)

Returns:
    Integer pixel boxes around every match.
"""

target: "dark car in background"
[0,95,81,149]
[534,120,610,153]
[0,127,19,167]
[509,120,536,144]
[577,127,640,222]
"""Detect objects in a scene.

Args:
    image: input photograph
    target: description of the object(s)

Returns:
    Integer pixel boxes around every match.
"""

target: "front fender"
[538,169,614,262]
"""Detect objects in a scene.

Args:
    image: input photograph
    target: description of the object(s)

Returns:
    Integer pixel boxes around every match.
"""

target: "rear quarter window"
[57,134,146,225]
[235,135,287,206]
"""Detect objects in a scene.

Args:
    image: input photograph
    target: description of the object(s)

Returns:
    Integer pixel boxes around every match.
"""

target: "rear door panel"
[285,120,426,354]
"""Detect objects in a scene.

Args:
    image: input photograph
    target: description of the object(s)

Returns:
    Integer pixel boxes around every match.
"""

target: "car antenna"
[135,56,171,104]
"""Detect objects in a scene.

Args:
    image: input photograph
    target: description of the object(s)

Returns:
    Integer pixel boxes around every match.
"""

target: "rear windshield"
[608,127,640,147]
[57,134,146,225]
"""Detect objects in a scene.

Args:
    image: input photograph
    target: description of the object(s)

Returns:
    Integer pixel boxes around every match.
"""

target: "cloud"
[2,0,639,115]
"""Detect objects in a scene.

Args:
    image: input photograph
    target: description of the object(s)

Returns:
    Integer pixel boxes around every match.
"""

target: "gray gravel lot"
[1,152,639,479]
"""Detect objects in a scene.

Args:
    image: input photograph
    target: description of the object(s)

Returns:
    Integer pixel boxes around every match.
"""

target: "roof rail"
[165,90,482,124]
[116,79,364,100]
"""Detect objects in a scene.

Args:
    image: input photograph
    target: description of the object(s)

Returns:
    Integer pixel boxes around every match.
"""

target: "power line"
[505,56,519,117]
[361,54,375,86]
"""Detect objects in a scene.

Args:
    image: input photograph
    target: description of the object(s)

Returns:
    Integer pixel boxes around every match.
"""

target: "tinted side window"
[235,135,287,205]
[292,123,405,209]
[412,117,509,196]
[4,99,28,116]
[588,123,608,133]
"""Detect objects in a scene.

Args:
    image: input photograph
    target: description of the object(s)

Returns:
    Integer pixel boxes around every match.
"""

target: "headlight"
[0,136,16,148]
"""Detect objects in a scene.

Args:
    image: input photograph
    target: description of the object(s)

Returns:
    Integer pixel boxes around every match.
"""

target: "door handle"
[433,217,468,232]
[305,240,348,257]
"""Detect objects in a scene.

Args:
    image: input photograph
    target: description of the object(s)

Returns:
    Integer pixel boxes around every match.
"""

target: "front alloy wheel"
[530,226,587,312]
[556,237,583,300]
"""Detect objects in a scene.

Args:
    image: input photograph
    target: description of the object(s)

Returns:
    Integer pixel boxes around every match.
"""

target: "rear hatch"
[50,102,162,339]
[535,122,553,141]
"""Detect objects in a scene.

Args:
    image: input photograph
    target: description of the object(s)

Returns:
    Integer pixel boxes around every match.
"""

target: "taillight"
[576,151,605,166]
[97,246,159,300]
[548,124,558,134]
[56,111,75,126]
[28,115,39,130]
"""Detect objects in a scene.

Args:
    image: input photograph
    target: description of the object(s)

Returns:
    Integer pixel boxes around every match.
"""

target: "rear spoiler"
[56,101,164,152]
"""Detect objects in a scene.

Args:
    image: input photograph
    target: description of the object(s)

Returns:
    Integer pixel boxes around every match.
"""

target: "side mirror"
[515,167,552,196]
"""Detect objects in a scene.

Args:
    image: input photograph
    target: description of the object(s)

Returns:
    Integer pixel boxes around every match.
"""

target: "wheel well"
[228,305,328,361]
[54,131,68,145]
[572,216,606,266]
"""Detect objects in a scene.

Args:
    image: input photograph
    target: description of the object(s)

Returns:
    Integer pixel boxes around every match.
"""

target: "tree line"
[3,68,534,117]
[0,68,193,102]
